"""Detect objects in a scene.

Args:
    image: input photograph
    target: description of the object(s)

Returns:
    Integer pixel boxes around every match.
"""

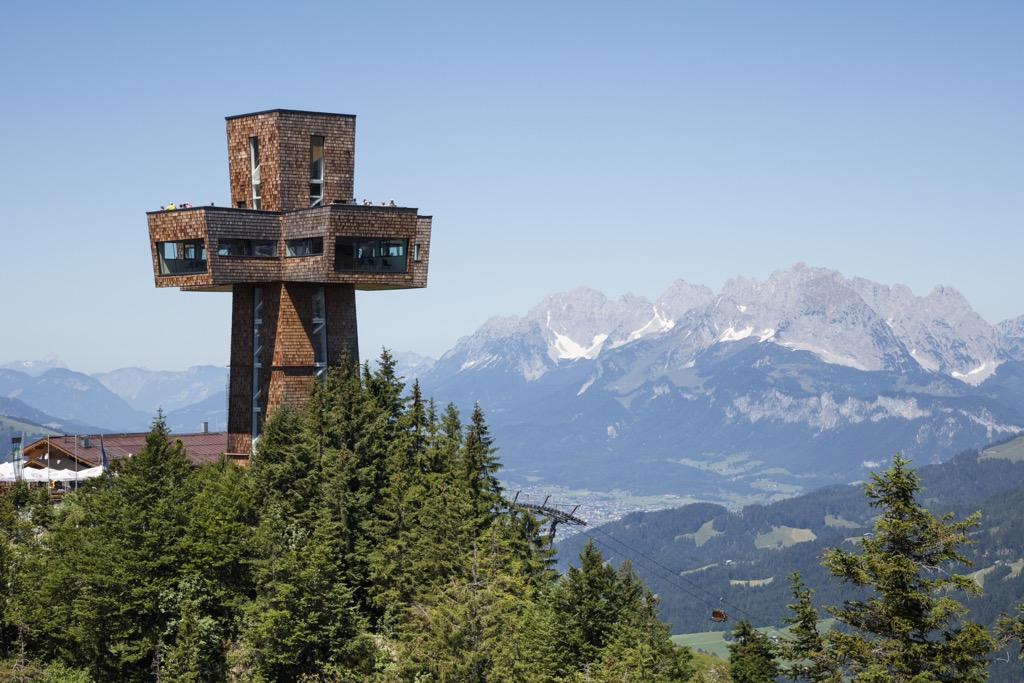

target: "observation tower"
[147,109,432,456]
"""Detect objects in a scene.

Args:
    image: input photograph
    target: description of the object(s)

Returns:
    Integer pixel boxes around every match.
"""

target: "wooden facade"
[22,432,235,469]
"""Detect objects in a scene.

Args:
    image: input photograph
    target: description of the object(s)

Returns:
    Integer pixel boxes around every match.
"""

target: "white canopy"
[48,467,104,482]
[0,465,105,483]
[20,468,49,482]
[71,466,105,480]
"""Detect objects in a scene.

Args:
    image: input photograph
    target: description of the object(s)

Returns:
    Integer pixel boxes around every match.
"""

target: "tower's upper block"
[147,109,431,293]
[227,110,354,212]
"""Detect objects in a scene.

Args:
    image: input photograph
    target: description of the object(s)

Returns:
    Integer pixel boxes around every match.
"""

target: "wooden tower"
[147,109,432,455]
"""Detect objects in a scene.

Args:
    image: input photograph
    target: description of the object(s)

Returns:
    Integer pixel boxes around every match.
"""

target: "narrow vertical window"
[251,287,264,442]
[309,135,324,207]
[249,136,261,210]
[312,286,327,379]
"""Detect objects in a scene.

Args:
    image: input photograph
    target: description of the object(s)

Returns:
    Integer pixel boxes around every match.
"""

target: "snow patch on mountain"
[552,330,608,360]
[577,375,596,396]
[460,355,496,372]
[909,349,940,373]
[627,309,675,342]
[719,326,754,342]
[778,342,869,371]
[951,361,1001,386]
[718,326,776,344]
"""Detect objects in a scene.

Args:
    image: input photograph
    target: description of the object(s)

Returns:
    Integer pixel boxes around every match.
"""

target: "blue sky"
[0,1,1020,373]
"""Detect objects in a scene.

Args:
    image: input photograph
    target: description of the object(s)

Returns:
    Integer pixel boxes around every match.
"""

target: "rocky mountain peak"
[527,287,672,361]
[441,264,1011,385]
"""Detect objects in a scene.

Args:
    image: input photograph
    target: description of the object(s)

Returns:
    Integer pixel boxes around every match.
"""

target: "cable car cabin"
[711,609,728,622]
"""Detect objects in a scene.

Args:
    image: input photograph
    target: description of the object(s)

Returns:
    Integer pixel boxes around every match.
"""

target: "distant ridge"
[0,365,228,442]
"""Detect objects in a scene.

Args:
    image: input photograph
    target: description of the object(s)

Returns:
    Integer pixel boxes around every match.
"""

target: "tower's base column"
[226,282,358,456]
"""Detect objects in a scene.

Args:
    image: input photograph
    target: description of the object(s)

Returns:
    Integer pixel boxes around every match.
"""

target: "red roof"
[22,432,233,468]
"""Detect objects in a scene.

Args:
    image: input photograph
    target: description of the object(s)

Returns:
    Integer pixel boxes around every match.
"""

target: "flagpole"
[11,435,22,482]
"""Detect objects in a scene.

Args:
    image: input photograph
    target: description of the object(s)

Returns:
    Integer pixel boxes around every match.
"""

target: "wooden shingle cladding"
[319,205,430,289]
[226,281,358,456]
[226,109,355,212]
[147,204,431,291]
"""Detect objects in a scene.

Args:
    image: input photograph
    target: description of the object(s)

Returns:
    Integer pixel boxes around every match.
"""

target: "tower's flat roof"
[225,108,356,121]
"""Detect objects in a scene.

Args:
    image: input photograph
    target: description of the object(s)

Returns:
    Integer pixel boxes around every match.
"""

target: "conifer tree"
[0,349,692,681]
[27,415,196,680]
[726,619,778,683]
[0,484,43,675]
[396,539,534,682]
[820,453,994,682]
[460,403,504,535]
[246,404,319,521]
[996,601,1024,659]
[158,576,227,682]
[777,571,835,682]
[524,540,692,682]
[239,500,369,681]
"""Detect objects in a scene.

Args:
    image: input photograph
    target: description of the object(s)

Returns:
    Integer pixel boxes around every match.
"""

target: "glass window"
[309,135,324,208]
[312,286,327,379]
[218,238,276,257]
[249,136,261,210]
[156,239,207,275]
[334,237,408,273]
[252,287,263,440]
[286,236,324,257]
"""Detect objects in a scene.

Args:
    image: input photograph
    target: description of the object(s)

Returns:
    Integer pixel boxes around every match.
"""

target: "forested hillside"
[0,353,691,682]
[5,353,1024,680]
[557,444,1024,680]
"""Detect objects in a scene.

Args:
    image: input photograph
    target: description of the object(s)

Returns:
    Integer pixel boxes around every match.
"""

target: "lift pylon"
[512,491,587,539]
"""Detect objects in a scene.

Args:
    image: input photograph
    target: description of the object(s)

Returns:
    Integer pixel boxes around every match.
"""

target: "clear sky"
[0,2,1020,374]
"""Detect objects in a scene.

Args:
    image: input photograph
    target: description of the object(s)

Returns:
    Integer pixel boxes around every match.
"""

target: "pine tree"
[158,576,227,682]
[820,453,994,682]
[246,404,319,522]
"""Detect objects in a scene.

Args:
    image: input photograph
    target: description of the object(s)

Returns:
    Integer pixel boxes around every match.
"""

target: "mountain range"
[414,264,1024,502]
[0,361,228,449]
[4,264,1024,507]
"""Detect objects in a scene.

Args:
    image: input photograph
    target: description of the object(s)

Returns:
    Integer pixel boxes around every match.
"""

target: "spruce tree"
[726,619,778,683]
[27,415,195,680]
[820,453,994,682]
[777,571,835,682]
[460,402,504,535]
[996,601,1024,659]
[524,540,692,682]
